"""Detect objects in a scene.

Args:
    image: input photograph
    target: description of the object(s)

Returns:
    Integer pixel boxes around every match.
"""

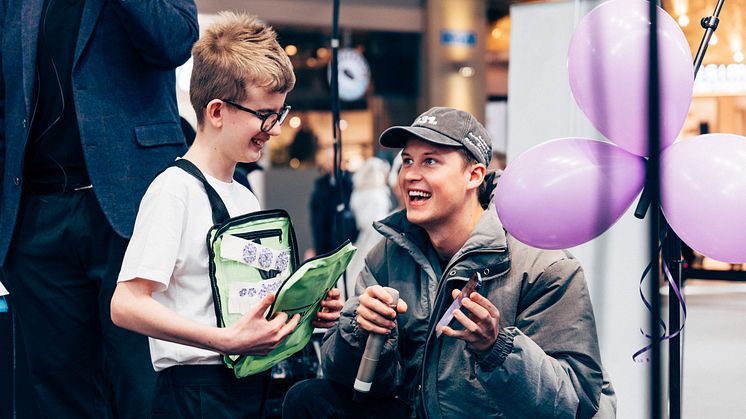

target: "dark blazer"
[0,0,199,264]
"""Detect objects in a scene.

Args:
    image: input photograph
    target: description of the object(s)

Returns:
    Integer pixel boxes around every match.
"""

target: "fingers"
[367,285,397,306]
[466,292,500,319]
[356,302,396,331]
[440,325,469,340]
[396,298,408,314]
[315,309,341,323]
[282,313,300,334]
[356,314,393,335]
[460,296,490,321]
[319,292,344,313]
[452,309,480,334]
[359,287,398,319]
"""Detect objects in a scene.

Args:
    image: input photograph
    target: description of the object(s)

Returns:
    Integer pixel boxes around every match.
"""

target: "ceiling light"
[289,116,301,129]
[458,66,475,77]
[677,14,689,27]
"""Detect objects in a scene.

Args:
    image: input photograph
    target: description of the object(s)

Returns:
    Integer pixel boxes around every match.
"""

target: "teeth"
[408,190,431,198]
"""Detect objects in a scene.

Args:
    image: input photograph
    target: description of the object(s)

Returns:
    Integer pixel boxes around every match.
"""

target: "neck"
[183,134,236,182]
[427,201,484,261]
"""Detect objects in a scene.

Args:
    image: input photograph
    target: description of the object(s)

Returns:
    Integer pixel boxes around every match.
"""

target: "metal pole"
[666,2,725,416]
[647,2,662,418]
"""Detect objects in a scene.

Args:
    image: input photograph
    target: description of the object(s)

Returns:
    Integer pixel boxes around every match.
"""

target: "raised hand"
[221,293,300,355]
[313,288,344,329]
[356,285,408,335]
[439,288,500,356]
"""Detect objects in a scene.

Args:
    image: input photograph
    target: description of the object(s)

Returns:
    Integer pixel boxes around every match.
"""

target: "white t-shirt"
[118,164,260,371]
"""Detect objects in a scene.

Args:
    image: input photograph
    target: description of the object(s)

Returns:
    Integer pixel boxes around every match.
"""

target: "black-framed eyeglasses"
[222,99,291,133]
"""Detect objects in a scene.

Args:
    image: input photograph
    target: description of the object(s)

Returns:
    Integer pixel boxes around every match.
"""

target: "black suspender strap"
[168,159,231,225]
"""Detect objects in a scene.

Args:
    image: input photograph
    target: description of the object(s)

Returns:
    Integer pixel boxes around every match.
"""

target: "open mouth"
[251,137,266,148]
[408,189,432,202]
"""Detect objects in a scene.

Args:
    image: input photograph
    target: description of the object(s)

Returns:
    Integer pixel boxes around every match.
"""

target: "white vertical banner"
[508,2,649,417]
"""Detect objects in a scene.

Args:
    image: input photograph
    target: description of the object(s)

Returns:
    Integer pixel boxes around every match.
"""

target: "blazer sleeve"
[111,0,198,68]
[473,258,607,419]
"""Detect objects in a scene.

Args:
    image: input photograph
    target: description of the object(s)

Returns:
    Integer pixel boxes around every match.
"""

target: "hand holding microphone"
[353,286,406,395]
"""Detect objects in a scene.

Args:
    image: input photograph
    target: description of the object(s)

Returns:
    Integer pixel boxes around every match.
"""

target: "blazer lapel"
[74,0,105,67]
[21,0,44,115]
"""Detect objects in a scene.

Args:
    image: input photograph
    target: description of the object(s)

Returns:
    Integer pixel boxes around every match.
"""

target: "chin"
[405,209,429,226]
[244,150,261,163]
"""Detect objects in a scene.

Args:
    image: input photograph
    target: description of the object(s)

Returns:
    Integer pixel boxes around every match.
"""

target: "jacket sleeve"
[474,257,607,419]
[111,0,198,68]
[320,247,403,397]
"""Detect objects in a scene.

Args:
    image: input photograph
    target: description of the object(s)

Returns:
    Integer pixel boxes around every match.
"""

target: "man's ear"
[205,99,225,129]
[466,163,487,191]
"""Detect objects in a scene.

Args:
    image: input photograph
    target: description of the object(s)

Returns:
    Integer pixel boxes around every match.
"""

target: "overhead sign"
[440,30,476,47]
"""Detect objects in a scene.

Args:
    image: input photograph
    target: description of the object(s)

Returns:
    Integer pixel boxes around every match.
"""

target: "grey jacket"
[321,174,616,418]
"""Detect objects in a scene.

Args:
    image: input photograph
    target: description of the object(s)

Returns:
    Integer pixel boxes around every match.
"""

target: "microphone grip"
[353,287,399,394]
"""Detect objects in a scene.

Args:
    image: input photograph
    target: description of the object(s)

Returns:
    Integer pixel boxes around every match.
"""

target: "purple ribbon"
[633,243,688,363]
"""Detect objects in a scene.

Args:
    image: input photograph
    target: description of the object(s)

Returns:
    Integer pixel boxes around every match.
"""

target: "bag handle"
[169,159,231,225]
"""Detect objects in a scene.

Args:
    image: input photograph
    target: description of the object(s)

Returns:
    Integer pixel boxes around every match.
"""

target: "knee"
[282,379,324,418]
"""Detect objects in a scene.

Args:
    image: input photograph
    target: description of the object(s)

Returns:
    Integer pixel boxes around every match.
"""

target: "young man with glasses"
[110,12,343,418]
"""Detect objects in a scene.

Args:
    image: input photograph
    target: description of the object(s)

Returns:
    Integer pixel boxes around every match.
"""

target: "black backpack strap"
[168,159,231,225]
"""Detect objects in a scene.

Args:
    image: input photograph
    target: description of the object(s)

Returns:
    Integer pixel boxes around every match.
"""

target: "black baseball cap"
[379,107,492,166]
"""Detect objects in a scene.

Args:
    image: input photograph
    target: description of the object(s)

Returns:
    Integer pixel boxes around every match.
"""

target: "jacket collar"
[74,0,105,67]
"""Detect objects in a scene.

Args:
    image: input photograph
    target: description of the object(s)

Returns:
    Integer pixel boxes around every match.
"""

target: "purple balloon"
[662,134,746,263]
[496,138,646,249]
[568,0,694,157]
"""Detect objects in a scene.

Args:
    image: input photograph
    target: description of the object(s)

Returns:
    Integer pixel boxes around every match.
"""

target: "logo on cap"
[416,115,438,125]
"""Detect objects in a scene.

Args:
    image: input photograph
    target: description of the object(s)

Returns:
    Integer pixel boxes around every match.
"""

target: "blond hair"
[190,12,295,127]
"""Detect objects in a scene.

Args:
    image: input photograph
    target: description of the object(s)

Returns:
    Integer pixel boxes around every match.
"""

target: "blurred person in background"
[0,2,198,417]
[387,152,404,212]
[346,156,392,296]
[307,147,357,259]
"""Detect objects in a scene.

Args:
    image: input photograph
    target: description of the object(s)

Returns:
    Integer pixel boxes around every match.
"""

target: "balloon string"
[633,243,688,363]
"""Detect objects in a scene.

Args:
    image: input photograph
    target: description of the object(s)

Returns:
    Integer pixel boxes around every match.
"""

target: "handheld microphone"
[353,287,399,396]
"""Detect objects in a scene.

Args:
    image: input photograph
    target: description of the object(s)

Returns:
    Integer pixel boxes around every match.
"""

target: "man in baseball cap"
[284,107,615,419]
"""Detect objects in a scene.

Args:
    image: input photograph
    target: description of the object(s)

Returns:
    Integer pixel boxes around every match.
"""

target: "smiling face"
[399,137,480,233]
[220,85,288,164]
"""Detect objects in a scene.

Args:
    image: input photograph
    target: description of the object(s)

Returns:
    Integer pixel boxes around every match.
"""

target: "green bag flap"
[227,241,356,377]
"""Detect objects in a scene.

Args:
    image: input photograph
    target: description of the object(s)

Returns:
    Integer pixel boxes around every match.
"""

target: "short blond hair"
[190,12,295,127]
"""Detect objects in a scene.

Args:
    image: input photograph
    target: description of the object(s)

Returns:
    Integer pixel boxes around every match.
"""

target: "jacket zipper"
[417,248,507,418]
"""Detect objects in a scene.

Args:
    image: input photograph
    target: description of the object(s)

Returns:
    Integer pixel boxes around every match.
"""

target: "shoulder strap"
[168,159,230,225]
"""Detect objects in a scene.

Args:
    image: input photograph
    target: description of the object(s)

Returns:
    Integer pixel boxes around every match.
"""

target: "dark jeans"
[153,365,270,419]
[1,189,155,418]
[282,378,412,419]
[0,301,40,419]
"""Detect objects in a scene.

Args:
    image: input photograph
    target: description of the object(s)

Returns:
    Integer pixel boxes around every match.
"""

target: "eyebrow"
[401,150,442,157]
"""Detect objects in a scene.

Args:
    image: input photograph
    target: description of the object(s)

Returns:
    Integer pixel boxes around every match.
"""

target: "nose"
[267,121,282,136]
[401,165,421,182]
